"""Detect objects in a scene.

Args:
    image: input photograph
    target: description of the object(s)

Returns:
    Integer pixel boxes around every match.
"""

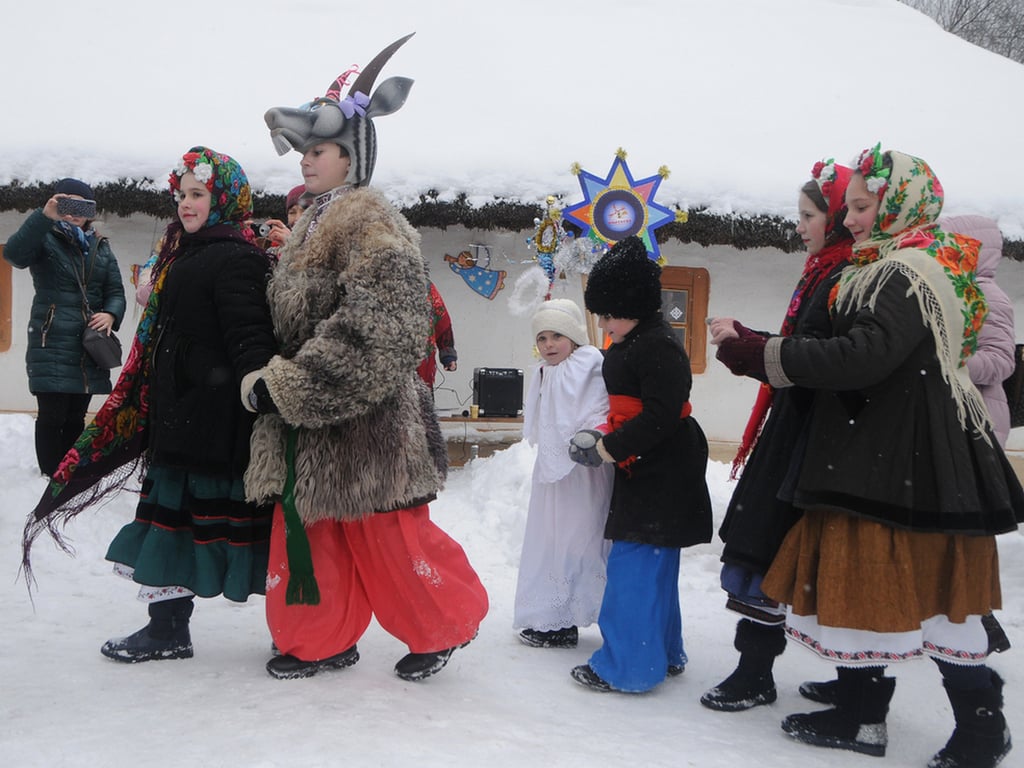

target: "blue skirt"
[588,541,686,692]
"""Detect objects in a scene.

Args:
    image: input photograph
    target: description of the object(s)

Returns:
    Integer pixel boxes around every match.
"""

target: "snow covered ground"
[2,413,1022,767]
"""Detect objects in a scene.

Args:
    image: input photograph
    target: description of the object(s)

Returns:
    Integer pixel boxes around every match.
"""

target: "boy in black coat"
[568,236,712,692]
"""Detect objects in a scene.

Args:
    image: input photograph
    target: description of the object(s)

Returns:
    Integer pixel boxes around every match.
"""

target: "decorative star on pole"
[562,149,676,261]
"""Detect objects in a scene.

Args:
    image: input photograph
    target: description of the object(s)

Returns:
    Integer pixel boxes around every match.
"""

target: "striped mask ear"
[365,76,414,119]
[349,117,376,187]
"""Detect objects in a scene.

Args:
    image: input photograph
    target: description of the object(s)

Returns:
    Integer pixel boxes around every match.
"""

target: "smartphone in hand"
[56,197,97,219]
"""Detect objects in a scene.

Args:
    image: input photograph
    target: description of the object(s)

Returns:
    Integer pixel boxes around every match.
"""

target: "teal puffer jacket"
[4,209,127,394]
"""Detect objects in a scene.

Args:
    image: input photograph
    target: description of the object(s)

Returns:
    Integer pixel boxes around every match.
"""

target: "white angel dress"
[513,344,614,632]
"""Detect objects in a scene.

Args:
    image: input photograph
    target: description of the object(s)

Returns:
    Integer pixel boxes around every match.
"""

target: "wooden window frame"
[660,265,709,374]
[582,265,710,373]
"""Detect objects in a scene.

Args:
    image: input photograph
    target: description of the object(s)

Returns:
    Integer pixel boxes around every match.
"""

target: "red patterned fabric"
[417,282,455,387]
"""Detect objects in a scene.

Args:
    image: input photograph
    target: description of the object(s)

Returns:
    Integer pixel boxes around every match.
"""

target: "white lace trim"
[111,563,194,603]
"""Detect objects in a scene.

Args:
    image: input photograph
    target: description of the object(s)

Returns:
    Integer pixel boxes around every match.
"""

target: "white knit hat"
[531,299,589,347]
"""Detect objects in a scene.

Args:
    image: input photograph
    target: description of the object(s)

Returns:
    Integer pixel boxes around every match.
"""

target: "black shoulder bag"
[72,241,123,369]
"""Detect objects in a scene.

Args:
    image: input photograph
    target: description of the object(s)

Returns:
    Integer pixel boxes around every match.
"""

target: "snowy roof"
[4,0,1024,241]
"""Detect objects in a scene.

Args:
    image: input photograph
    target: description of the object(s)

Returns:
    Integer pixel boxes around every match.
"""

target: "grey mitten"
[569,430,605,468]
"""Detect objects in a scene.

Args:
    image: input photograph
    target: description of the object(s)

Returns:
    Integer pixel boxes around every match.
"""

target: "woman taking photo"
[4,178,126,476]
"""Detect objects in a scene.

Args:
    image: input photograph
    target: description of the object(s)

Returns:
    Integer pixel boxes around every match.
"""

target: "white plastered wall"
[4,213,1024,449]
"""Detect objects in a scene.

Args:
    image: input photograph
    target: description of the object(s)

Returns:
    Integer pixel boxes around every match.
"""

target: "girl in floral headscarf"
[24,146,277,665]
[716,146,1021,768]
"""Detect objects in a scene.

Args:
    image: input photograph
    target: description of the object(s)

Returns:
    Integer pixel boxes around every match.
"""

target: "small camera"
[56,197,97,219]
[258,222,273,238]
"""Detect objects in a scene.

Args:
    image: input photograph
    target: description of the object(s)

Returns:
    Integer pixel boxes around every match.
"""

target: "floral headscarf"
[169,146,254,229]
[845,146,986,362]
[810,157,854,235]
[833,146,990,439]
[787,157,854,336]
[851,144,942,265]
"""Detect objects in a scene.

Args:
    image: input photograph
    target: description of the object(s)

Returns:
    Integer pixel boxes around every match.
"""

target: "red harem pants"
[266,502,488,662]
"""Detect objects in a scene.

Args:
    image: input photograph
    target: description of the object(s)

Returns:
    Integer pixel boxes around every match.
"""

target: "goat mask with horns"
[264,33,414,188]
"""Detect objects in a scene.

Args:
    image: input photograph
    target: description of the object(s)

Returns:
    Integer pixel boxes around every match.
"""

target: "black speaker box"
[472,367,523,417]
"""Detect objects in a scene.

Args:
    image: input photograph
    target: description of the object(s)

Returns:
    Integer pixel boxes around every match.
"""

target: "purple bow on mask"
[338,91,369,118]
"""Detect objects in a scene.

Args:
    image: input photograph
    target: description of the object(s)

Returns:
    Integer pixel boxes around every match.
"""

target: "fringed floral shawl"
[834,149,990,439]
[21,265,166,583]
[22,220,257,585]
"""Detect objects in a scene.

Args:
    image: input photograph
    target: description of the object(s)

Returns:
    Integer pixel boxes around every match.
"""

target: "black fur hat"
[584,236,662,319]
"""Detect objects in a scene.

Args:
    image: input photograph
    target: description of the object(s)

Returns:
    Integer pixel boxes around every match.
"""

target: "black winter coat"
[148,233,276,476]
[776,270,1024,535]
[718,262,845,575]
[600,315,713,548]
[3,210,126,394]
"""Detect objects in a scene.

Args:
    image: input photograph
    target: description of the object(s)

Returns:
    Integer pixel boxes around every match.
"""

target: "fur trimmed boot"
[701,619,786,712]
[782,666,894,757]
[101,597,194,663]
[928,671,1012,768]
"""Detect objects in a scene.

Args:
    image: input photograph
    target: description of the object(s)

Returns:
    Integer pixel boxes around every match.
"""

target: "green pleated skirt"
[105,463,271,602]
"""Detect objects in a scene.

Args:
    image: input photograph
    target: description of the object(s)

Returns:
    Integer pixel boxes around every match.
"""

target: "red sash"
[606,394,693,472]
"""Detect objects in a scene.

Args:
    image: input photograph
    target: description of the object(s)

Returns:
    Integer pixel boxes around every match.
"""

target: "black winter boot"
[518,626,578,648]
[798,677,840,705]
[782,666,894,757]
[570,664,613,692]
[928,670,1012,768]
[982,613,1011,655]
[101,597,194,663]
[395,648,456,681]
[395,635,474,682]
[701,620,786,712]
[266,645,359,680]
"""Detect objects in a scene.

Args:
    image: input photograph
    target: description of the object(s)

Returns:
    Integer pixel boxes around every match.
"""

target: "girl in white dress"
[514,299,614,648]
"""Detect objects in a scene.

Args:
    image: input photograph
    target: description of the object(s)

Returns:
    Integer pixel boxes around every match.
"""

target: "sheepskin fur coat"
[244,187,448,522]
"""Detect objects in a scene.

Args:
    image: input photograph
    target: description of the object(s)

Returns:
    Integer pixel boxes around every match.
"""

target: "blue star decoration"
[562,150,677,261]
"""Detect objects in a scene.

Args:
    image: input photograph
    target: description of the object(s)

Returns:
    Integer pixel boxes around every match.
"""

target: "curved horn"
[346,32,415,98]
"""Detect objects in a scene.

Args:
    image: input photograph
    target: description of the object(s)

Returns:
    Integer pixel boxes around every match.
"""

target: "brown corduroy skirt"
[761,508,1001,633]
